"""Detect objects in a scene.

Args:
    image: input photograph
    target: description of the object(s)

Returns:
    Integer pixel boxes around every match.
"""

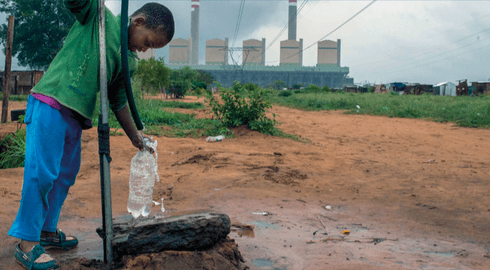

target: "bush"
[0,128,26,169]
[244,83,259,92]
[292,83,303,90]
[278,91,292,97]
[206,83,278,134]
[306,84,321,92]
[322,85,332,92]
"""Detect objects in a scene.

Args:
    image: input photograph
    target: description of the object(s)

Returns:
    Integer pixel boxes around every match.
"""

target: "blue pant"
[8,96,82,241]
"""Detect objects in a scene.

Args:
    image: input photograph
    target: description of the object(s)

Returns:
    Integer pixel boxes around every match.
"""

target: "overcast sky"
[1,0,490,85]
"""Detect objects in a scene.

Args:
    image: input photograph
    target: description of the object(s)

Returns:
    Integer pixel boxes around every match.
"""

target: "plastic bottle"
[206,135,225,142]
[127,138,159,218]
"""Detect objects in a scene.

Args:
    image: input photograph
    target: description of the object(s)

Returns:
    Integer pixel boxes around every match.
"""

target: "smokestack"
[337,39,341,67]
[191,0,200,65]
[288,0,297,41]
[262,38,266,66]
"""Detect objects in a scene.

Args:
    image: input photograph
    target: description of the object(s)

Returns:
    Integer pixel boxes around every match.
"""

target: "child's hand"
[131,133,155,154]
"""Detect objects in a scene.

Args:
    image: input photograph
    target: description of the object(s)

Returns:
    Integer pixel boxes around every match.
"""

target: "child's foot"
[40,229,78,250]
[15,244,59,270]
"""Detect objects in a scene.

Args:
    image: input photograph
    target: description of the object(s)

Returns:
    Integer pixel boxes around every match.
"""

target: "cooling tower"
[205,38,228,65]
[243,38,266,66]
[288,0,297,41]
[169,38,190,64]
[317,39,341,67]
[190,0,200,65]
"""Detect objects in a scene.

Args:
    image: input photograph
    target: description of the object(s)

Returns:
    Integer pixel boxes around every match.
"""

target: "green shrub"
[278,91,292,97]
[0,128,26,169]
[206,83,278,134]
[306,84,321,92]
[244,82,259,92]
[322,85,332,92]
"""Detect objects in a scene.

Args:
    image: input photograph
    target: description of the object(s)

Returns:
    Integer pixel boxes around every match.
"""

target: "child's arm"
[114,104,145,151]
[65,0,98,25]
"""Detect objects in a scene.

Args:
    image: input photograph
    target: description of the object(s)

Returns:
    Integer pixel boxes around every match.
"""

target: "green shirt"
[32,0,137,120]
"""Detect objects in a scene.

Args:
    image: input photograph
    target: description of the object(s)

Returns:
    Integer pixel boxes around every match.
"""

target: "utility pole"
[1,16,14,123]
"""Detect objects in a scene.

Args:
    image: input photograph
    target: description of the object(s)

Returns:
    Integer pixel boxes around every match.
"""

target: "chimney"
[190,0,200,65]
[288,0,297,41]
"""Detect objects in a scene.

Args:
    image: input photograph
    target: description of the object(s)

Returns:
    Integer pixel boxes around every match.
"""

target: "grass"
[0,94,29,102]
[0,128,26,169]
[270,91,490,128]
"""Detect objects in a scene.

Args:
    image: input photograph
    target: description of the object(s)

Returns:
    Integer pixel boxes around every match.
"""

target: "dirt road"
[0,97,489,269]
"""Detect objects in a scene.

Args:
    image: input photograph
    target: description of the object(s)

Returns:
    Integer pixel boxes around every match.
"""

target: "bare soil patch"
[0,97,489,269]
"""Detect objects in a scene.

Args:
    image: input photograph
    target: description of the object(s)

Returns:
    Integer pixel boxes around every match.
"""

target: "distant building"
[242,38,265,66]
[470,81,490,96]
[434,81,457,96]
[317,39,341,67]
[205,38,228,65]
[169,38,190,65]
[137,48,155,60]
[0,70,44,95]
[280,39,303,66]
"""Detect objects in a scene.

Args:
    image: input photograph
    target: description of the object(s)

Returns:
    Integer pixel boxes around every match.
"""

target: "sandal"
[15,244,59,270]
[40,229,78,250]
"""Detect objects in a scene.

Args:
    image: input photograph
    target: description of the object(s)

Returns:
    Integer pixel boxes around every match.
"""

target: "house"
[433,81,457,96]
[373,84,388,94]
[404,83,433,95]
[469,81,490,96]
[0,70,44,95]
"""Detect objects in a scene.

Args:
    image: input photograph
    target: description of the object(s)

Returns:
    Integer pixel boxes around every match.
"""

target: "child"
[8,1,174,269]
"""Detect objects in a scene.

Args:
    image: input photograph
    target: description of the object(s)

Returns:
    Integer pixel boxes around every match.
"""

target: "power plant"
[167,0,353,88]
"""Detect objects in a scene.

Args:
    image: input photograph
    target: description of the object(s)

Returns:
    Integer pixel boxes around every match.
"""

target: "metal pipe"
[98,0,114,265]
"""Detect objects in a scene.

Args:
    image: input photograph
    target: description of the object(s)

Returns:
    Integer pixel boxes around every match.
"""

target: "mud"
[0,96,490,269]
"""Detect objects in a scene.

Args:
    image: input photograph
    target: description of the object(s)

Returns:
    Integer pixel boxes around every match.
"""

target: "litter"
[325,205,332,210]
[153,200,161,206]
[206,135,225,142]
[342,230,350,235]
[252,212,269,216]
[161,198,165,213]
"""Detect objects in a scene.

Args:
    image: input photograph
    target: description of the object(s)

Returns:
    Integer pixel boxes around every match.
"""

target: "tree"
[267,80,287,90]
[196,70,214,87]
[134,57,170,98]
[0,0,76,70]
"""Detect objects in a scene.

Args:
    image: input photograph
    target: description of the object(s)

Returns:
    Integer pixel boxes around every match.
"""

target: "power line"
[266,0,377,64]
[232,0,246,47]
[355,25,490,71]
[363,37,490,77]
[266,0,308,51]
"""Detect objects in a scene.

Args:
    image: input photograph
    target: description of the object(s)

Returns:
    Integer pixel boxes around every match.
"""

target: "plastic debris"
[206,135,225,142]
[161,198,165,213]
[153,200,161,206]
[325,205,332,210]
[342,230,350,235]
[252,212,269,216]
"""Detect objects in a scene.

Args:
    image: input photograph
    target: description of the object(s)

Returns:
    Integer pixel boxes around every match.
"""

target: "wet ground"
[1,97,490,269]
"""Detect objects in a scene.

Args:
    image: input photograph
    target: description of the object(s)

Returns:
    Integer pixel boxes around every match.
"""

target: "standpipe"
[98,0,145,266]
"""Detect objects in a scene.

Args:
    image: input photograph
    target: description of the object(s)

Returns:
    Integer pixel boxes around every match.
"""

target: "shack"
[470,81,490,96]
[0,70,44,95]
[373,84,388,94]
[433,81,457,96]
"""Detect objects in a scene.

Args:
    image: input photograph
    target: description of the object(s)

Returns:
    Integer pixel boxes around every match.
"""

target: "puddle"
[250,221,279,229]
[251,258,286,270]
[423,251,453,257]
[253,258,272,267]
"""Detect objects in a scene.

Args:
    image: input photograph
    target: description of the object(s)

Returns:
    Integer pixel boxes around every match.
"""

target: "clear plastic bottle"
[127,138,159,218]
[206,135,225,142]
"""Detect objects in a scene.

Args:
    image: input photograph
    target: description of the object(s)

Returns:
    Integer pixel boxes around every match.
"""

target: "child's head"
[128,3,175,53]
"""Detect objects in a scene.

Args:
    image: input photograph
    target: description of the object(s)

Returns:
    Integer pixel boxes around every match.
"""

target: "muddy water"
[1,98,490,269]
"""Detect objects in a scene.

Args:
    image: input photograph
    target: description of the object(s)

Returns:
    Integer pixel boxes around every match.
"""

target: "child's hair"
[131,3,175,42]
